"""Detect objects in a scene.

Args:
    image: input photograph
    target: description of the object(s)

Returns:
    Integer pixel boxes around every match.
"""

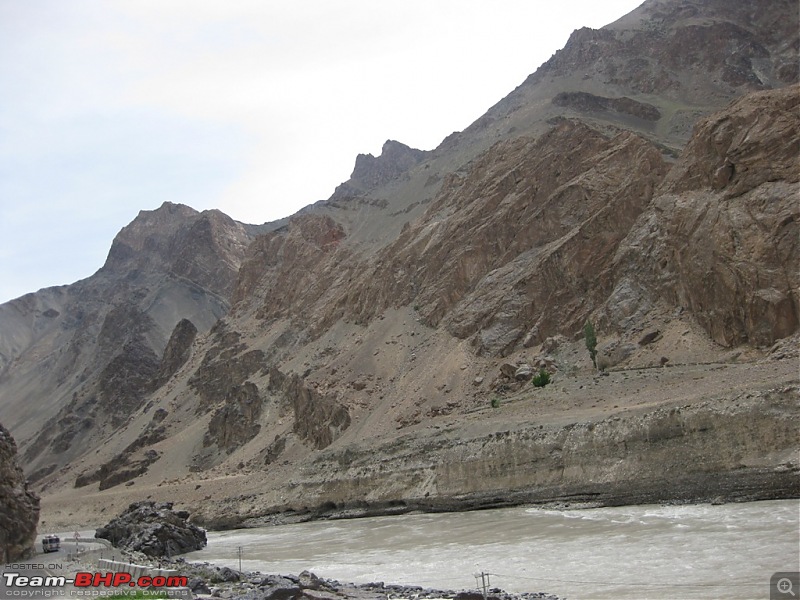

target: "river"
[184,499,799,599]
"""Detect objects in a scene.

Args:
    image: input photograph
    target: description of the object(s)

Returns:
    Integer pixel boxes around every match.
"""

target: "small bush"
[531,369,551,388]
[491,396,501,408]
[584,320,598,369]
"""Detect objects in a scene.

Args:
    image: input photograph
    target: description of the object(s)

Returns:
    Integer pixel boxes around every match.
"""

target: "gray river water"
[185,499,799,599]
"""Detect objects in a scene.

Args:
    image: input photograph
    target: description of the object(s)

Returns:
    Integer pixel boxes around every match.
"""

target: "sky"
[0,0,644,304]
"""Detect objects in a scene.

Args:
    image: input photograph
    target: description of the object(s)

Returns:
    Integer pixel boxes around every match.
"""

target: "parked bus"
[42,535,60,553]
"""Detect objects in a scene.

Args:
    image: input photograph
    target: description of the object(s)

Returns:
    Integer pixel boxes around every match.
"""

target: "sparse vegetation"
[531,369,551,388]
[584,320,598,369]
[491,396,501,408]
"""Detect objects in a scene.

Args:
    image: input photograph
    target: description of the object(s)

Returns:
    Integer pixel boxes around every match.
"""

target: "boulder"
[188,578,211,594]
[95,501,206,557]
[499,363,517,378]
[638,330,662,346]
[540,335,567,355]
[514,364,534,381]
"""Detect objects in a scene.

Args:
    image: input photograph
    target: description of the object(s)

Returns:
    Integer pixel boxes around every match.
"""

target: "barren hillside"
[0,0,797,531]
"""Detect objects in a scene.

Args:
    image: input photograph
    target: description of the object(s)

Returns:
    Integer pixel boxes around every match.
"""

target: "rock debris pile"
[95,500,207,557]
[173,562,561,600]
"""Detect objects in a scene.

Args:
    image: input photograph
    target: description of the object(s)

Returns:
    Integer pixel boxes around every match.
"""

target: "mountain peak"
[330,140,430,199]
[102,202,200,273]
[100,202,260,299]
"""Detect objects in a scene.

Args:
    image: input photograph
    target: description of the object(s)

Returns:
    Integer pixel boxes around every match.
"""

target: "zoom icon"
[772,572,800,599]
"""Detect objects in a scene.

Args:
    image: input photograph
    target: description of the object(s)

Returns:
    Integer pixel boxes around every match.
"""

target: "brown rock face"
[268,368,350,450]
[662,85,800,198]
[340,121,669,355]
[231,213,348,328]
[204,382,263,453]
[103,203,261,299]
[611,85,800,346]
[0,424,39,562]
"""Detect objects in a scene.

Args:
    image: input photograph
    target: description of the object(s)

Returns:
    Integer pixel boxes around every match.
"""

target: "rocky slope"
[0,0,798,529]
[0,203,270,481]
[0,423,39,561]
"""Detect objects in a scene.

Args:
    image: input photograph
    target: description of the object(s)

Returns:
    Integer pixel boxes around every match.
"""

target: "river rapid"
[185,499,799,599]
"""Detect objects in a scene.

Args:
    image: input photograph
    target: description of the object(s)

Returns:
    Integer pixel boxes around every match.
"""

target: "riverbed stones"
[171,561,562,600]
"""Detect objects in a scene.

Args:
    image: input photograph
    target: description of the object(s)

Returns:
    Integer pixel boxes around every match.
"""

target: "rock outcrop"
[331,140,430,199]
[268,368,351,450]
[95,501,206,557]
[552,91,661,121]
[0,423,39,562]
[530,1,798,100]
[204,382,263,453]
[609,85,799,346]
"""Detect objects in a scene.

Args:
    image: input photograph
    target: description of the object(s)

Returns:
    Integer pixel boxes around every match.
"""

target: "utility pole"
[238,546,243,573]
[473,572,490,600]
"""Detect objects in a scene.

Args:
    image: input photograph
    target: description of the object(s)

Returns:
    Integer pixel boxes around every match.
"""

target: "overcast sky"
[0,0,643,304]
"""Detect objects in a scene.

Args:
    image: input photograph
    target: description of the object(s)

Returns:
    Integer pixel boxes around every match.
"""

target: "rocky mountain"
[0,0,797,529]
[0,203,270,481]
[0,423,39,561]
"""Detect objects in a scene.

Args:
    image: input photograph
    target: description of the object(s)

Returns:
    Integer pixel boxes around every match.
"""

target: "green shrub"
[491,396,501,408]
[584,320,598,369]
[531,369,551,388]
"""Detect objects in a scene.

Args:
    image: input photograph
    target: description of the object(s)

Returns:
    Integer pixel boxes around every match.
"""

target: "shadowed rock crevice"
[553,91,662,121]
[269,368,351,450]
[153,318,198,389]
[189,323,266,413]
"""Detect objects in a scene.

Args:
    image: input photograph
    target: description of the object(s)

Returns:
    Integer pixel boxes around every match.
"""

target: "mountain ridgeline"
[0,0,797,530]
